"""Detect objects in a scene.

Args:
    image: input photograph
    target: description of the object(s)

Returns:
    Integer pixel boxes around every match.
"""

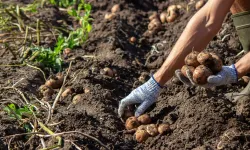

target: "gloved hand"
[175,64,238,88]
[118,76,162,118]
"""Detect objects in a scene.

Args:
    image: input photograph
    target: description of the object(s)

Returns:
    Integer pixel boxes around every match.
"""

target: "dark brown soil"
[1,0,250,150]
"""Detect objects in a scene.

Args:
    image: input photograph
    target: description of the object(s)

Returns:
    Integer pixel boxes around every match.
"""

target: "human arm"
[154,0,235,86]
[235,51,250,78]
[118,0,236,117]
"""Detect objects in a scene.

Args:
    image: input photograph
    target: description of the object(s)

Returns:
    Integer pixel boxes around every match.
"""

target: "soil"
[1,0,250,150]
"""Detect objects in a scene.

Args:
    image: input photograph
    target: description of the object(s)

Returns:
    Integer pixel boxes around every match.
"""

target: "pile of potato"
[125,114,171,143]
[181,51,223,85]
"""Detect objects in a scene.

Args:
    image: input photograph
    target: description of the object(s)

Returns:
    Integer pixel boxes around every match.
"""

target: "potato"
[195,0,205,10]
[181,65,195,78]
[137,114,151,125]
[197,51,213,66]
[135,129,149,143]
[111,4,120,13]
[100,67,114,77]
[45,73,64,89]
[158,123,171,135]
[148,18,162,31]
[167,5,178,12]
[72,94,82,104]
[167,10,178,23]
[184,51,200,67]
[209,52,223,73]
[160,12,168,23]
[104,13,115,20]
[129,36,136,43]
[193,65,213,85]
[61,88,73,98]
[146,124,159,136]
[125,116,140,130]
[149,12,158,21]
[39,85,54,97]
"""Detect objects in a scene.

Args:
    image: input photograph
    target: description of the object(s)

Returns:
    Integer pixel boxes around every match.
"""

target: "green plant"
[49,0,78,8]
[3,103,34,132]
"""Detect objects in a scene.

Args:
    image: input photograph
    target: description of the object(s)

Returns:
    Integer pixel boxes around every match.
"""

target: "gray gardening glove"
[118,76,162,117]
[175,64,238,88]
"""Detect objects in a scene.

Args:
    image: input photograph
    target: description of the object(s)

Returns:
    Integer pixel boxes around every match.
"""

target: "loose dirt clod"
[210,52,223,73]
[137,114,151,125]
[135,129,149,143]
[125,116,140,130]
[146,124,159,136]
[63,48,71,57]
[158,123,171,135]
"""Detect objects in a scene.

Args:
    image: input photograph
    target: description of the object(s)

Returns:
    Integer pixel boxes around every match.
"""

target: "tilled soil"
[1,0,250,150]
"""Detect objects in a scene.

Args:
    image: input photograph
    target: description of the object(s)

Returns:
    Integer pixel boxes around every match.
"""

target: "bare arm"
[154,0,235,85]
[235,52,250,78]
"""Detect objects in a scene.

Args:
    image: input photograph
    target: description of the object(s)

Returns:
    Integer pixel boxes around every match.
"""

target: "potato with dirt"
[184,51,200,67]
[125,116,140,130]
[193,65,213,85]
[181,65,195,78]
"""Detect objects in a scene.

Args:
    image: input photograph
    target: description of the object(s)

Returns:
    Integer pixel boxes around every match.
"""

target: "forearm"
[154,0,235,86]
[235,52,250,78]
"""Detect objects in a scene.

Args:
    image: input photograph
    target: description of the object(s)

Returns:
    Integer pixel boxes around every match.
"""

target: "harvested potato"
[149,12,158,21]
[135,129,149,143]
[193,65,213,85]
[181,65,195,78]
[210,52,223,73]
[167,5,178,12]
[45,73,64,89]
[167,10,178,23]
[197,51,213,66]
[105,13,115,20]
[111,4,120,13]
[39,85,54,97]
[62,88,73,98]
[125,116,140,130]
[146,124,159,136]
[160,12,168,23]
[158,123,171,135]
[195,0,205,10]
[130,36,136,43]
[137,114,151,125]
[100,67,114,77]
[148,18,162,31]
[184,51,200,67]
[72,94,82,104]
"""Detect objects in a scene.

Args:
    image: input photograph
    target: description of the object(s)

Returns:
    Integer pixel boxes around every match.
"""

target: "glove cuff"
[229,64,238,83]
[145,76,162,93]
